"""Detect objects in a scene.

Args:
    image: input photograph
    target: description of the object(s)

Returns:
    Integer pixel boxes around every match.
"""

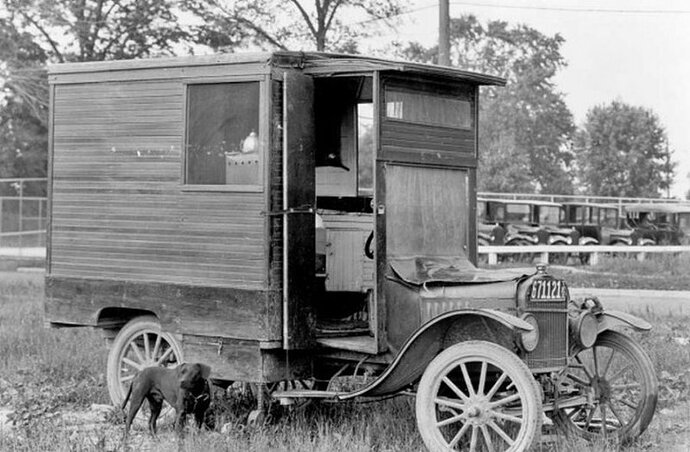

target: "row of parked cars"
[478,198,690,262]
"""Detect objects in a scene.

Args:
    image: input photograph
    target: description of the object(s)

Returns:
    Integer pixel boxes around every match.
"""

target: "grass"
[1,263,690,451]
[552,254,690,290]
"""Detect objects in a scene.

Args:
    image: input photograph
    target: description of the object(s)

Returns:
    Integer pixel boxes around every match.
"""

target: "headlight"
[570,311,598,348]
[519,313,540,352]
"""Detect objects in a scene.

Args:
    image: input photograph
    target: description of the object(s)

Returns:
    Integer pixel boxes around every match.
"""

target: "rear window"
[185,82,261,188]
[505,204,530,223]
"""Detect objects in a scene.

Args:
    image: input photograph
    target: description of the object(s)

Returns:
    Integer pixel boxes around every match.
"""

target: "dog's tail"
[121,382,133,411]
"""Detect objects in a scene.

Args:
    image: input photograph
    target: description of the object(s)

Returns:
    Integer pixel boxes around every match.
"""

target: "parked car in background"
[560,202,637,246]
[479,198,578,263]
[624,203,690,245]
[477,198,506,246]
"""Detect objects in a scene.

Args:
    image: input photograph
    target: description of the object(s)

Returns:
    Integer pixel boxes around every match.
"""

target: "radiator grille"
[525,300,568,371]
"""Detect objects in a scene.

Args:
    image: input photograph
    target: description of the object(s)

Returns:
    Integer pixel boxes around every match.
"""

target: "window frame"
[383,85,474,131]
[181,75,267,193]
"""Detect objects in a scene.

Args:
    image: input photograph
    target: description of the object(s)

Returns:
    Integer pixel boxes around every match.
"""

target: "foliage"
[3,0,189,62]
[549,253,690,291]
[574,100,671,198]
[0,18,48,179]
[401,15,575,194]
[183,0,403,52]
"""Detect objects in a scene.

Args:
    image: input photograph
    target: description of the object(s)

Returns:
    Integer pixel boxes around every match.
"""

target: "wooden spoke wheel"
[106,315,184,406]
[416,341,542,452]
[554,331,658,444]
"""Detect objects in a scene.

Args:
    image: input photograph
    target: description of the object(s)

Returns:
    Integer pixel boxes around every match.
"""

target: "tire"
[501,239,534,264]
[548,240,569,265]
[553,330,658,444]
[578,242,597,265]
[106,315,184,406]
[416,341,542,452]
[477,238,490,266]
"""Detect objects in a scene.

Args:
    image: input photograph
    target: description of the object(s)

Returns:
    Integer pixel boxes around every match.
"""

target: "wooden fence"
[479,244,690,265]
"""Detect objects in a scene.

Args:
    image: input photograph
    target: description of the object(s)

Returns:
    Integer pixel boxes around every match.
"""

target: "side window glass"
[186,82,261,187]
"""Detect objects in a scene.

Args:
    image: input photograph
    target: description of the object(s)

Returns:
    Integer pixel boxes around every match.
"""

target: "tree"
[1,0,190,184]
[183,0,403,53]
[401,15,575,194]
[4,0,189,62]
[0,19,48,186]
[575,100,671,198]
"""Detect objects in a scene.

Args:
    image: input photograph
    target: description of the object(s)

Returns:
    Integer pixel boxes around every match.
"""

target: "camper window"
[385,89,472,129]
[185,82,261,187]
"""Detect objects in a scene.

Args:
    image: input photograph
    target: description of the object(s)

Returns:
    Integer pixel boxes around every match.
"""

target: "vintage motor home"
[45,52,657,451]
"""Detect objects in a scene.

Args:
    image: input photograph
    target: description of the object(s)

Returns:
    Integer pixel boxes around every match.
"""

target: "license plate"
[530,279,566,301]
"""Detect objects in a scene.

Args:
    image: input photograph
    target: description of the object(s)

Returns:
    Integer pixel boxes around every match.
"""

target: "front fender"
[598,310,652,333]
[506,234,538,245]
[579,236,599,246]
[548,235,571,245]
[339,309,531,400]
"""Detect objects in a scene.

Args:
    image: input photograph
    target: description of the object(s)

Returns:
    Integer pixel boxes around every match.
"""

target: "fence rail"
[478,191,685,205]
[478,244,690,265]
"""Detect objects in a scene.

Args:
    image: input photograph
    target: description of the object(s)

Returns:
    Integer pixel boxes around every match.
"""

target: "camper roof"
[47,51,506,86]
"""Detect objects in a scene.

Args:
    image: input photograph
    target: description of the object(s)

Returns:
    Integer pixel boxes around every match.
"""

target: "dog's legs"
[175,407,187,437]
[147,396,163,437]
[194,399,211,429]
[125,395,146,436]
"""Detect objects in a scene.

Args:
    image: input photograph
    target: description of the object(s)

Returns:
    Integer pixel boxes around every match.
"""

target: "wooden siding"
[50,80,267,289]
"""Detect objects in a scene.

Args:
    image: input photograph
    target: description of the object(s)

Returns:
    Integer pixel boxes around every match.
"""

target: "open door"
[282,71,316,349]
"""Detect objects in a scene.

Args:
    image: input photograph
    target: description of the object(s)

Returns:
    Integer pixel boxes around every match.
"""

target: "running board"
[271,389,341,404]
[542,395,589,412]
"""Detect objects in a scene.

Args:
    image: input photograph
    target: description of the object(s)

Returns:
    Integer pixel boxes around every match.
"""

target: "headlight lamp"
[572,311,598,348]
[519,313,540,352]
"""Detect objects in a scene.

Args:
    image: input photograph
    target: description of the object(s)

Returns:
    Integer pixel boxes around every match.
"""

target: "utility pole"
[439,0,450,66]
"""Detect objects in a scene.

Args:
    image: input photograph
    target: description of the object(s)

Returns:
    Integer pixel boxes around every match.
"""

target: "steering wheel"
[365,231,375,259]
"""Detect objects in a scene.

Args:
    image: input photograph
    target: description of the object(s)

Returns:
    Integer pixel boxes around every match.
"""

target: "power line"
[351,1,690,27]
[447,1,690,15]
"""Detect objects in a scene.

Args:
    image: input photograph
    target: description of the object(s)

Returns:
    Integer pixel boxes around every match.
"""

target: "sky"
[379,0,690,198]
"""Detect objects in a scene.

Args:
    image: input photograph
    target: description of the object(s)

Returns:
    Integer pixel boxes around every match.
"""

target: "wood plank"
[45,277,279,339]
[316,335,378,354]
[50,62,270,84]
[49,265,265,288]
[283,71,316,350]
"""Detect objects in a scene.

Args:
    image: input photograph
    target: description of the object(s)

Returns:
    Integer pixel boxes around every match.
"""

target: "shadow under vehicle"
[624,203,690,245]
[44,52,657,452]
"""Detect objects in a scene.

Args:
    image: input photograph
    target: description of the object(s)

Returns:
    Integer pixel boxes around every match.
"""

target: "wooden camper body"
[44,52,504,383]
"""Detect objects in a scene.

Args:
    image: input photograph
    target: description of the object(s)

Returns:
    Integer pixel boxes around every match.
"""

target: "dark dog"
[121,363,212,437]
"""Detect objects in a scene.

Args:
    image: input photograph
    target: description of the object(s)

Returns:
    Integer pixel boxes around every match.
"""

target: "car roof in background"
[624,203,690,214]
[478,198,562,207]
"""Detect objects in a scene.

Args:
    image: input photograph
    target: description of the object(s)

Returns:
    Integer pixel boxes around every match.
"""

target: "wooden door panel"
[283,71,316,349]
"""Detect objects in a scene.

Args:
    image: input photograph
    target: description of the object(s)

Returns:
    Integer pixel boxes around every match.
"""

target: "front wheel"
[553,330,658,444]
[106,315,184,406]
[416,341,542,452]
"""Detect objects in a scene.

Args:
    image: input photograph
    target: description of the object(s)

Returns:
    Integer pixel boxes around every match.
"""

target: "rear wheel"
[416,341,542,452]
[106,315,184,406]
[553,331,658,444]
